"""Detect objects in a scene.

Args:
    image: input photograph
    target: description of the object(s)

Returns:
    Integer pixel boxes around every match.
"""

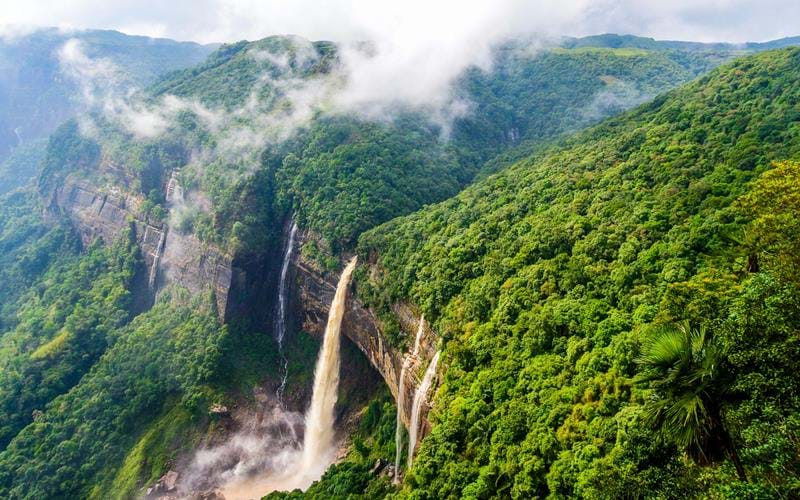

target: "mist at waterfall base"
[179,258,357,499]
[178,403,306,497]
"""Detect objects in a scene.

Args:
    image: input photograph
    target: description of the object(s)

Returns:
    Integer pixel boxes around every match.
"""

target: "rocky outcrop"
[293,230,439,432]
[146,470,180,499]
[42,170,234,316]
[43,162,440,443]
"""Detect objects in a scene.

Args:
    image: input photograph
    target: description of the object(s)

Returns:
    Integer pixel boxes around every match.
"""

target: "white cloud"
[0,0,797,45]
[58,38,172,138]
[8,0,800,126]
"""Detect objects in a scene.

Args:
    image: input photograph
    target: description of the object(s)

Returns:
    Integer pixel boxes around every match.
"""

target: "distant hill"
[0,28,215,192]
[561,32,800,52]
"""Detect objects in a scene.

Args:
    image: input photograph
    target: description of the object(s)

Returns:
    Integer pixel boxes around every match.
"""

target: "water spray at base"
[182,257,357,499]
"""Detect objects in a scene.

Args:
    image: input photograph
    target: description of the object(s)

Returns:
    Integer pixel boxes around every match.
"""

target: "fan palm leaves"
[636,321,747,481]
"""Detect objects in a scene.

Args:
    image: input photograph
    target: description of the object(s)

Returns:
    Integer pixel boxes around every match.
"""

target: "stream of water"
[407,350,440,470]
[300,257,357,477]
[275,221,298,404]
[394,316,426,483]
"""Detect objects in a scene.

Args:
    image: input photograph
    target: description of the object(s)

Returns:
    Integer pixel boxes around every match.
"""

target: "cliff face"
[42,165,234,316]
[293,229,439,433]
[42,165,439,443]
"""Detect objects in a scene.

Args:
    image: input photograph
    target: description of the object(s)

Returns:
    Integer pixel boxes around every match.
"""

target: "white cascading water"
[208,257,357,498]
[300,257,357,478]
[147,229,166,290]
[394,316,426,483]
[150,169,183,291]
[407,350,440,470]
[275,221,298,405]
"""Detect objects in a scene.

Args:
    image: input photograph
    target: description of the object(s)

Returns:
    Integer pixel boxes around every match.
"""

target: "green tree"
[636,322,747,481]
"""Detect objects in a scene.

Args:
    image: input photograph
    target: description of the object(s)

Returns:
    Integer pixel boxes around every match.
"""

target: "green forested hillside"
[2,32,799,500]
[357,48,800,497]
[0,292,226,499]
[0,201,228,498]
[561,32,800,53]
[51,35,740,254]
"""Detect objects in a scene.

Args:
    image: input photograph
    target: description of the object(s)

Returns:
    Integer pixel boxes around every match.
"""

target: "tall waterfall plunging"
[394,316,426,483]
[204,257,357,498]
[275,221,298,404]
[407,350,440,470]
[300,257,357,478]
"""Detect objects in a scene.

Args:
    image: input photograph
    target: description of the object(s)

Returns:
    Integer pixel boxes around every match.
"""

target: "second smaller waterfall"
[275,221,298,404]
[148,229,166,290]
[394,316,426,483]
[407,351,441,470]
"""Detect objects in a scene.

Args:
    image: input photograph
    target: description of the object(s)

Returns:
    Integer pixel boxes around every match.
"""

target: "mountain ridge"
[355,46,800,498]
[0,32,798,499]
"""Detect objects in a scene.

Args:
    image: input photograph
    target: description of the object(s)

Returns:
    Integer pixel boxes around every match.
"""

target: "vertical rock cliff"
[41,162,235,316]
[293,228,439,435]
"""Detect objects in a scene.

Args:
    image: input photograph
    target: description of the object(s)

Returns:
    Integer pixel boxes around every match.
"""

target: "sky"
[0,0,798,45]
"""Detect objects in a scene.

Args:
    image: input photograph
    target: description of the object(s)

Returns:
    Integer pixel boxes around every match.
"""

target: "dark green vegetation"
[2,31,800,500]
[0,189,76,328]
[0,28,214,190]
[636,322,748,481]
[0,186,229,498]
[357,48,800,497]
[276,38,795,249]
[0,292,227,499]
[56,33,747,256]
[0,229,136,450]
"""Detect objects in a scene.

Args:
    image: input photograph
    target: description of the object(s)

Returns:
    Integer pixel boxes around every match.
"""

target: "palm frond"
[636,321,732,466]
[637,326,687,370]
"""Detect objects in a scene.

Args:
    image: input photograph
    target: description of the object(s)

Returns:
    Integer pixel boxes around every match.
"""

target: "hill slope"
[0,36,797,499]
[0,28,215,192]
[42,34,744,253]
[358,47,800,497]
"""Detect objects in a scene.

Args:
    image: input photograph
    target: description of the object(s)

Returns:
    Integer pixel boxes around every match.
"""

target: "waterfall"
[300,257,357,478]
[165,168,183,203]
[185,258,357,498]
[394,316,426,483]
[148,229,166,290]
[407,351,440,470]
[150,169,181,292]
[275,221,298,404]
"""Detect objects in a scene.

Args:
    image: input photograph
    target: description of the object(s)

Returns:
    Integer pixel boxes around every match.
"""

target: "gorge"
[0,20,798,500]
